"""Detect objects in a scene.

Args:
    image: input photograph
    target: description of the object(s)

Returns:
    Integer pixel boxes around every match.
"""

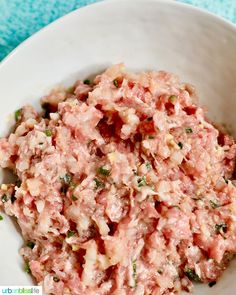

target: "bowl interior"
[0,0,236,293]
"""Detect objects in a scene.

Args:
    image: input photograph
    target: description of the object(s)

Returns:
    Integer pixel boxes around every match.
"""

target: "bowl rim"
[0,0,235,71]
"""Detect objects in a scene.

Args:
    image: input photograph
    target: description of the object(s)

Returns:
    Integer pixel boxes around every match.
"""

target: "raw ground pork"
[0,64,236,295]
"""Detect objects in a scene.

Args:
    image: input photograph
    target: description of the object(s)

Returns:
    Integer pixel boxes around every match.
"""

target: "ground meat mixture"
[0,64,236,295]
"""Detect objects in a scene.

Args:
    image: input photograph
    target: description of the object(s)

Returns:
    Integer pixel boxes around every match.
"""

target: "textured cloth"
[0,0,235,61]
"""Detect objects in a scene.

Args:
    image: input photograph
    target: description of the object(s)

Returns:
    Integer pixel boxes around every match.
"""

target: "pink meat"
[0,64,236,295]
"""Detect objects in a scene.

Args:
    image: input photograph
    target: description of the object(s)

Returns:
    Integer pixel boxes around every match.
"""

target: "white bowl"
[0,0,235,293]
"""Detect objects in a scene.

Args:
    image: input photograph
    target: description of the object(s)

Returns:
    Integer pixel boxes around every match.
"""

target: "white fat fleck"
[35,200,45,213]
[170,151,184,164]
[1,184,8,190]
[16,159,29,172]
[133,239,145,260]
[157,181,171,194]
[97,254,111,270]
[194,263,202,278]
[25,118,37,128]
[142,140,150,149]
[94,217,110,236]
[82,241,98,286]
[26,178,42,197]
[50,112,60,120]
[121,124,133,136]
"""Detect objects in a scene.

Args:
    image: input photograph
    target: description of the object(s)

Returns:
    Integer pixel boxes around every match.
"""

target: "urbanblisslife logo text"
[0,287,42,294]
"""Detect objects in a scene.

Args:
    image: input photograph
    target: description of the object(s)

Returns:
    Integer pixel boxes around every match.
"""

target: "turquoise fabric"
[0,0,235,61]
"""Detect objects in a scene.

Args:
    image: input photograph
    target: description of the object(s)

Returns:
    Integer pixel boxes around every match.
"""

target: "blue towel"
[0,0,235,61]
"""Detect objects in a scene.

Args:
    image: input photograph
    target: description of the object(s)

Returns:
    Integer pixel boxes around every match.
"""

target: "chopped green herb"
[61,173,72,185]
[178,142,183,149]
[11,194,17,203]
[223,177,229,184]
[1,194,8,203]
[132,169,137,175]
[69,181,76,189]
[113,79,119,88]
[67,230,76,238]
[147,117,153,121]
[185,268,201,282]
[16,179,22,187]
[60,186,67,194]
[66,86,75,94]
[94,178,104,189]
[0,215,3,221]
[60,174,72,194]
[53,276,60,282]
[83,79,91,85]
[132,260,137,275]
[186,127,193,134]
[98,166,110,176]
[148,135,155,139]
[15,108,22,122]
[64,173,72,184]
[169,95,176,103]
[45,129,52,137]
[146,162,151,170]
[210,200,219,209]
[27,241,35,249]
[71,195,78,201]
[137,176,147,187]
[215,223,228,234]
[24,262,31,274]
[172,205,180,209]
[208,281,216,288]
[132,260,137,288]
